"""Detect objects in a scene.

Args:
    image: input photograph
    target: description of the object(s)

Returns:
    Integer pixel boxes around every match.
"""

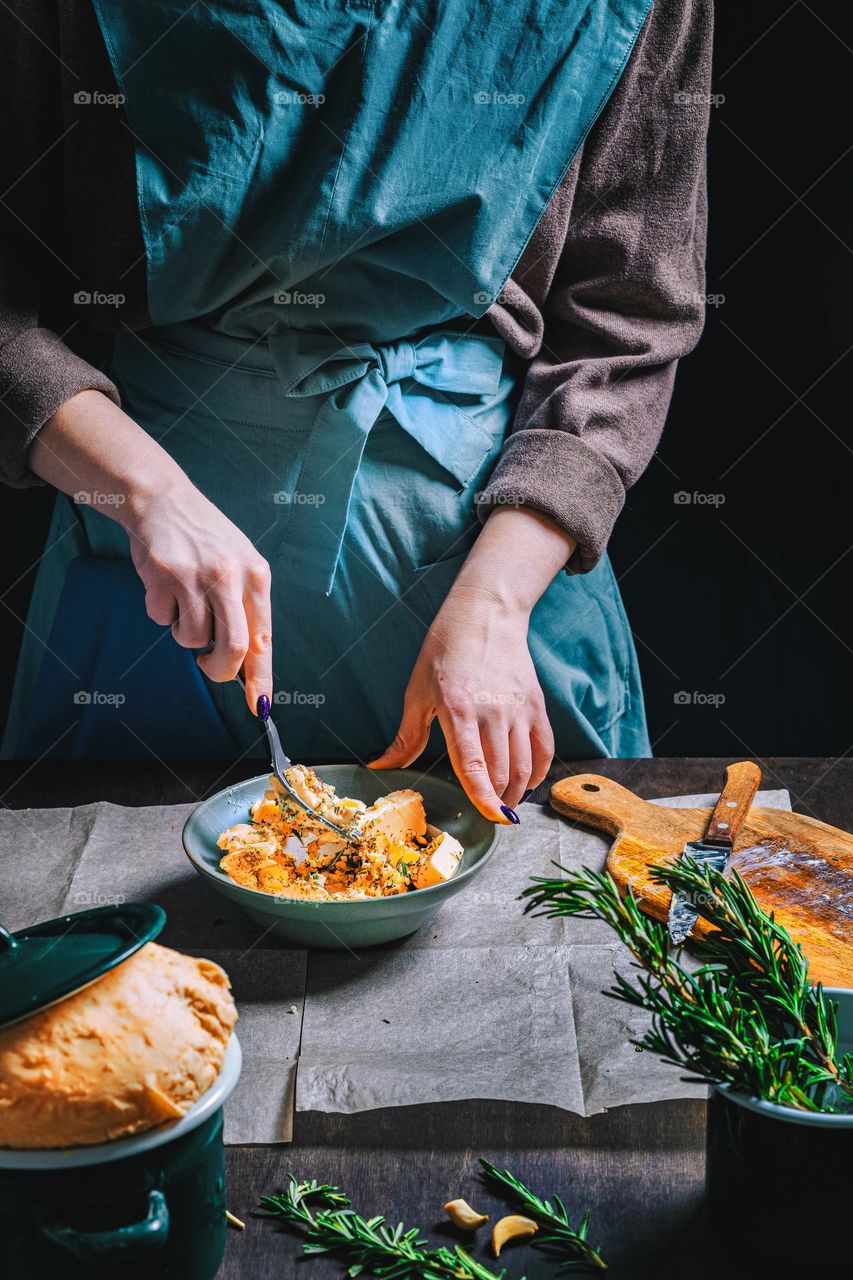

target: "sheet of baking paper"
[0,787,792,1134]
[298,943,584,1112]
[0,801,306,1144]
[296,788,792,1117]
[191,948,305,1143]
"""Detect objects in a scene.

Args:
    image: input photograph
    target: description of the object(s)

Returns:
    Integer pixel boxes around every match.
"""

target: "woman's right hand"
[122,479,273,711]
[28,389,273,713]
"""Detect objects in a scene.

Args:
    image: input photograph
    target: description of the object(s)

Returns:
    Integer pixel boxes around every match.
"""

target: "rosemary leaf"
[479,1160,606,1273]
[256,1174,511,1280]
[521,858,853,1113]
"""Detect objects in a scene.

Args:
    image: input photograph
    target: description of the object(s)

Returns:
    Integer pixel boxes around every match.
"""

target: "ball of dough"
[0,942,237,1148]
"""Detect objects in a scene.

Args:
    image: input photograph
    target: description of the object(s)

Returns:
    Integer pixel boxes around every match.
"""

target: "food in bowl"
[0,943,237,1149]
[217,765,463,901]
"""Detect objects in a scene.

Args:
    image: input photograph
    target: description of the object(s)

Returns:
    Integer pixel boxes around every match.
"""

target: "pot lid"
[0,902,165,1030]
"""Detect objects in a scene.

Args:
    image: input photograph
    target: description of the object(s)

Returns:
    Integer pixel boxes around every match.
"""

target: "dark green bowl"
[182,766,501,948]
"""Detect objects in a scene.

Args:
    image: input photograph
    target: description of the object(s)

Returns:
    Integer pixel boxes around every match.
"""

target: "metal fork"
[235,675,350,839]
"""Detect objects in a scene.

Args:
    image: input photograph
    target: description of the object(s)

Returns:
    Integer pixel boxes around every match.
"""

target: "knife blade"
[667,760,762,944]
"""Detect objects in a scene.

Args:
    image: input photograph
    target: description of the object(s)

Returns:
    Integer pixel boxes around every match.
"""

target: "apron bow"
[267,329,506,594]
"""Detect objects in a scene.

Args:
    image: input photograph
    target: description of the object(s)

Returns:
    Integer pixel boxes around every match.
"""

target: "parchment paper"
[296,788,792,1116]
[0,787,791,1137]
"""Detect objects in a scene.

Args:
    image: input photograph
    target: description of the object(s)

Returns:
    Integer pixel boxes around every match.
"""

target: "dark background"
[2,2,851,759]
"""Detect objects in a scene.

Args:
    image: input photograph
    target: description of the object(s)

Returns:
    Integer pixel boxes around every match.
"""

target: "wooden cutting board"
[549,773,853,989]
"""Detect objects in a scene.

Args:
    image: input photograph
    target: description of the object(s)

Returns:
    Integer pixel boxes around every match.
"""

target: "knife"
[667,760,762,945]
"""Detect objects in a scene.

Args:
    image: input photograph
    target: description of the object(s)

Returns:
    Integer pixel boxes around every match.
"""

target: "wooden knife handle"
[705,761,761,845]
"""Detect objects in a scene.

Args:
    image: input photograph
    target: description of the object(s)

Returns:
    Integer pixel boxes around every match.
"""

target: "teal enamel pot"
[0,1036,241,1280]
[706,987,853,1271]
[183,766,502,948]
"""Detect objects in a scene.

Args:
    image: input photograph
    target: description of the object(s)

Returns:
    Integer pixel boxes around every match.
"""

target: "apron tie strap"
[267,329,505,594]
[376,338,417,384]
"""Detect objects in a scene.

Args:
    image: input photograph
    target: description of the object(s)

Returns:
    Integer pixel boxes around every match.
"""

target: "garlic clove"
[443,1198,490,1230]
[492,1214,539,1256]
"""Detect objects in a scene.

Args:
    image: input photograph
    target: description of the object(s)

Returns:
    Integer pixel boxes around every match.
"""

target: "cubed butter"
[411,832,463,888]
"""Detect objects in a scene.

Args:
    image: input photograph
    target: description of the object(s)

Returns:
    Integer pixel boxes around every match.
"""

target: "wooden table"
[3,757,848,1279]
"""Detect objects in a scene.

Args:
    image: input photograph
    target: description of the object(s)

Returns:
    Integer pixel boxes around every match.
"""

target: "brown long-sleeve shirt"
[0,0,712,573]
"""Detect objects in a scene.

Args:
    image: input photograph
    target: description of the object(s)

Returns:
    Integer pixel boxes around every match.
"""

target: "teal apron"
[5,0,652,762]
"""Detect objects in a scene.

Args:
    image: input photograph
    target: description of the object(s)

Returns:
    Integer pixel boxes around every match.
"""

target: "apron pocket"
[529,559,632,736]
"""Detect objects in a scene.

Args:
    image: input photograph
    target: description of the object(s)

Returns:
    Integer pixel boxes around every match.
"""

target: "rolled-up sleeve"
[476,0,713,573]
[0,0,120,490]
[0,221,120,490]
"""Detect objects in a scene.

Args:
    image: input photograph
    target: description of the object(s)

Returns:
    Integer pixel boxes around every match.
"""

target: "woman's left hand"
[369,506,575,822]
[368,583,554,821]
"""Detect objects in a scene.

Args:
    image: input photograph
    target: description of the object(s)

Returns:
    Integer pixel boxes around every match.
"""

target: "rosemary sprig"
[522,858,853,1113]
[257,1175,511,1280]
[479,1160,606,1272]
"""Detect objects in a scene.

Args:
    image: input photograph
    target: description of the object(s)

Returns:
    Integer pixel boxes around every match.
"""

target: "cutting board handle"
[549,774,661,836]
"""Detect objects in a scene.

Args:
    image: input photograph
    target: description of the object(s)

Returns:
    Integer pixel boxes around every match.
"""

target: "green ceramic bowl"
[182,766,501,948]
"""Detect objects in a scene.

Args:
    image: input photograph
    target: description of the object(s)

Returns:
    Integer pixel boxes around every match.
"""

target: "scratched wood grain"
[550,771,853,988]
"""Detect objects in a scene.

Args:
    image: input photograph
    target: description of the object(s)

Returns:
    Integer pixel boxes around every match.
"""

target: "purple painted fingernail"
[521,789,534,804]
[500,805,521,825]
[256,694,271,722]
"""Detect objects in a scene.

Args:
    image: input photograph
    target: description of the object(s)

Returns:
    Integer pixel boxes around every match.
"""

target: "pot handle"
[41,1188,170,1260]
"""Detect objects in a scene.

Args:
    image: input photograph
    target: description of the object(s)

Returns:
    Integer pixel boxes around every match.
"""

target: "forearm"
[27,388,192,526]
[28,387,273,709]
[447,506,576,617]
[370,505,566,816]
